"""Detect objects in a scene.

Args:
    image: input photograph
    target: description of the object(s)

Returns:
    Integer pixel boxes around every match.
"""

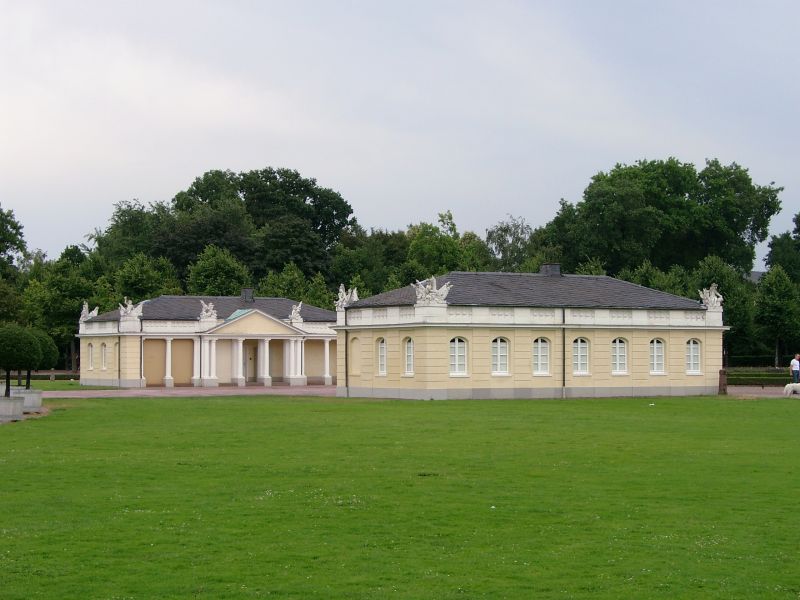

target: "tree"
[532,159,782,275]
[407,222,461,276]
[304,272,335,309]
[26,328,58,389]
[186,245,252,296]
[115,253,182,302]
[766,212,800,282]
[755,266,800,366]
[256,262,309,301]
[0,203,26,275]
[0,324,40,396]
[486,215,532,271]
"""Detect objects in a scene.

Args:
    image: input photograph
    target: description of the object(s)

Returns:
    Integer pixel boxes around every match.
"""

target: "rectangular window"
[491,338,508,374]
[450,338,467,375]
[650,340,665,373]
[533,338,549,374]
[377,339,386,375]
[686,340,701,373]
[404,339,414,375]
[611,339,627,374]
[573,338,589,374]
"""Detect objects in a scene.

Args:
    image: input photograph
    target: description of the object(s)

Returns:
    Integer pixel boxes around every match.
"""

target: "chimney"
[539,263,561,276]
[241,288,255,302]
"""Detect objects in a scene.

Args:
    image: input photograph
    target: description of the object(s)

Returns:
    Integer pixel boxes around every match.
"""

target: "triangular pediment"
[206,309,303,336]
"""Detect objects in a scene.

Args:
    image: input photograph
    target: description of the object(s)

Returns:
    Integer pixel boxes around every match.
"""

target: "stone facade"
[335,268,726,399]
[79,294,336,388]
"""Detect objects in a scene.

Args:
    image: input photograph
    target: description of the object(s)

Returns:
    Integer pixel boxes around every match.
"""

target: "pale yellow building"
[335,265,725,399]
[78,290,336,388]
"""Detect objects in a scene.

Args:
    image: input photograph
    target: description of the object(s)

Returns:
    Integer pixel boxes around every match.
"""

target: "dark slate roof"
[349,272,705,311]
[88,295,336,323]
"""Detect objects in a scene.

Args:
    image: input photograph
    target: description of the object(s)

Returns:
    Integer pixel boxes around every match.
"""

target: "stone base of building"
[80,377,147,388]
[285,375,308,386]
[337,385,720,400]
[257,376,272,386]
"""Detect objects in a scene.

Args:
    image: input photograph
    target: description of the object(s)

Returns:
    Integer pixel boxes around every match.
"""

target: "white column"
[287,338,307,386]
[164,337,174,387]
[298,339,305,376]
[288,339,296,377]
[192,337,201,386]
[234,338,245,386]
[323,338,332,385]
[200,338,208,379]
[209,339,218,385]
[258,339,272,386]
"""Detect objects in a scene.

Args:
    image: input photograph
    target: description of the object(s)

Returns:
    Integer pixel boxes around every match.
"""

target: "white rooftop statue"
[119,297,143,318]
[290,301,303,323]
[335,284,359,311]
[199,300,217,320]
[79,301,99,323]
[412,277,452,306]
[699,283,723,310]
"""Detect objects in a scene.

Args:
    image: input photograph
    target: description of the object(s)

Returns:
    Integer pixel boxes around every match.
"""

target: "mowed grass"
[1,396,799,599]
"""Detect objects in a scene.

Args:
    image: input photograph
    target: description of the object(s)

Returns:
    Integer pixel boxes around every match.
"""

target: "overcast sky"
[1,0,797,268]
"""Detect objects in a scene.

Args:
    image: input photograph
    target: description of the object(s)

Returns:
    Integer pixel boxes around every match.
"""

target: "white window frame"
[87,343,94,370]
[404,338,414,375]
[572,338,589,375]
[650,339,666,374]
[491,337,509,375]
[376,338,387,376]
[611,338,627,374]
[686,339,701,374]
[533,337,550,375]
[100,343,107,370]
[449,337,468,376]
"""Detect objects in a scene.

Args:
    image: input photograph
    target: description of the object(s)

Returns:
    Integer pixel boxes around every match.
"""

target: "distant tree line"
[0,158,798,368]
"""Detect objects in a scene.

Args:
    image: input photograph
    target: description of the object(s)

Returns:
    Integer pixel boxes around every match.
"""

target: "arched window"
[87,343,94,370]
[450,337,468,375]
[611,338,627,374]
[376,338,387,375]
[350,338,361,376]
[404,338,414,375]
[491,337,509,374]
[100,343,107,370]
[686,339,701,373]
[533,337,550,375]
[572,338,589,374]
[650,339,665,373]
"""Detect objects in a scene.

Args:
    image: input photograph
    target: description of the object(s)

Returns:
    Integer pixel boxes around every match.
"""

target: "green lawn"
[28,379,117,391]
[1,396,798,599]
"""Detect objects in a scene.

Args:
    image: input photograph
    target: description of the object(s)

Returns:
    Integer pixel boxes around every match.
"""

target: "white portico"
[78,292,337,388]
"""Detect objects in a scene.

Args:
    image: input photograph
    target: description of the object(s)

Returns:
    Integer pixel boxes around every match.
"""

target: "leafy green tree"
[25,328,58,389]
[532,159,782,275]
[115,253,182,301]
[755,265,800,366]
[256,263,308,300]
[256,215,324,276]
[407,222,461,276]
[0,324,40,396]
[348,273,372,299]
[0,203,26,276]
[575,258,607,276]
[766,212,800,282]
[304,272,334,309]
[486,215,532,271]
[186,245,252,296]
[458,232,494,271]
[0,275,20,323]
[238,167,355,251]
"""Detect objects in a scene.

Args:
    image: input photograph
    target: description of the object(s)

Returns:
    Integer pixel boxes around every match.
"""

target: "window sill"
[376,373,387,378]
[402,373,414,378]
[572,372,591,377]
[491,372,511,377]
[449,373,469,378]
[686,371,703,376]
[650,371,667,376]
[611,372,628,376]
[533,372,551,377]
